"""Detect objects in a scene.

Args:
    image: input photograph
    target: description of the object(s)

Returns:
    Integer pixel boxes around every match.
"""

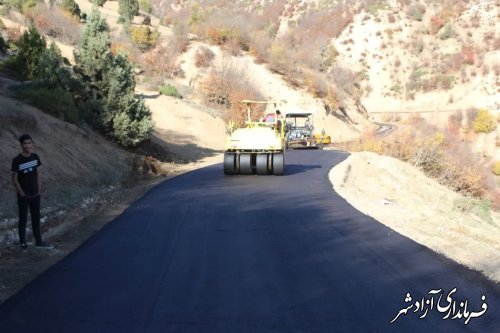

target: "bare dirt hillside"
[333,1,500,116]
[138,88,226,165]
[175,46,370,142]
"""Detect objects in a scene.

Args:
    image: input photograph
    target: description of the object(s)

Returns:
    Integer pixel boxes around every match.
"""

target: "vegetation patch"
[16,85,79,123]
[367,1,389,14]
[60,0,81,19]
[159,84,182,99]
[472,109,497,133]
[0,36,6,53]
[390,84,402,94]
[493,161,500,176]
[27,4,82,45]
[139,0,152,14]
[130,26,158,51]
[194,46,215,68]
[406,4,425,21]
[453,197,493,223]
[405,67,427,97]
[140,41,184,78]
[340,117,497,206]
[439,23,454,40]
[73,8,153,147]
[201,61,263,125]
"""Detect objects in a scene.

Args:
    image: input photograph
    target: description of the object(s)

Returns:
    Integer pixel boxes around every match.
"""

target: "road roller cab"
[224,100,286,175]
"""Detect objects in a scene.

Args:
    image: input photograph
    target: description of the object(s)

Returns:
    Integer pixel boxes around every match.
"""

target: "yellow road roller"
[223,100,285,175]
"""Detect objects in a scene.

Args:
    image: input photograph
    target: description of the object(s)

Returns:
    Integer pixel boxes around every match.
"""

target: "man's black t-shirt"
[11,153,42,196]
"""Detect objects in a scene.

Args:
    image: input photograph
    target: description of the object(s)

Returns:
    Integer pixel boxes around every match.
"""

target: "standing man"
[11,134,48,249]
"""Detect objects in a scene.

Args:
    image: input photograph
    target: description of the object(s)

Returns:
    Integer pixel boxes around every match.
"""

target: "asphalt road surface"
[0,150,499,332]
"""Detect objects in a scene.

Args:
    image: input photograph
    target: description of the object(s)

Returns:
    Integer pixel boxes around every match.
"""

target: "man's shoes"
[35,242,53,249]
[20,243,28,250]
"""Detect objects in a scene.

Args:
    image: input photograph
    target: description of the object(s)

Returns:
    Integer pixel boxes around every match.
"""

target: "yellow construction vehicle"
[285,112,331,149]
[224,100,286,175]
[313,131,331,145]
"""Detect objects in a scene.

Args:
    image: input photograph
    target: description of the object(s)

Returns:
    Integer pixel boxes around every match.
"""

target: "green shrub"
[109,94,153,147]
[118,0,139,23]
[130,26,158,50]
[188,2,205,27]
[439,23,454,40]
[436,75,455,90]
[472,109,496,133]
[390,84,402,93]
[139,0,152,14]
[21,0,38,14]
[0,36,6,53]
[406,4,425,21]
[4,0,23,11]
[0,55,25,80]
[60,0,81,18]
[159,84,182,98]
[320,44,339,71]
[367,1,389,14]
[493,161,500,176]
[16,86,79,123]
[405,68,426,95]
[75,9,152,147]
[16,26,47,80]
[35,42,74,91]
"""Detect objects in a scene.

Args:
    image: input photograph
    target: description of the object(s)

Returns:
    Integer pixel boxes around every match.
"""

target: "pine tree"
[0,36,6,53]
[74,8,113,99]
[74,9,152,146]
[104,52,153,145]
[118,0,139,23]
[35,42,69,88]
[17,26,46,80]
[102,52,136,130]
[111,94,153,147]
[60,0,81,19]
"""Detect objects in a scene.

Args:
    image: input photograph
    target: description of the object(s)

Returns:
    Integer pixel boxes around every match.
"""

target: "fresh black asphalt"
[0,150,499,332]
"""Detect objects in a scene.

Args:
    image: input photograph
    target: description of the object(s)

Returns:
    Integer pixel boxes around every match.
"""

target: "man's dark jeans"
[17,195,42,245]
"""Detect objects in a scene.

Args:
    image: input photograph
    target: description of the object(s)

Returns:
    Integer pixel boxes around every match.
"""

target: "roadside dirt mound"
[329,151,500,283]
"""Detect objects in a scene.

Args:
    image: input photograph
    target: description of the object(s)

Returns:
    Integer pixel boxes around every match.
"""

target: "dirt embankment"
[329,151,500,283]
[0,93,131,230]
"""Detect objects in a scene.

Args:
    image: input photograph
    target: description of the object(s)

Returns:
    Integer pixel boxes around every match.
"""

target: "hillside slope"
[334,1,499,114]
[0,83,131,222]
